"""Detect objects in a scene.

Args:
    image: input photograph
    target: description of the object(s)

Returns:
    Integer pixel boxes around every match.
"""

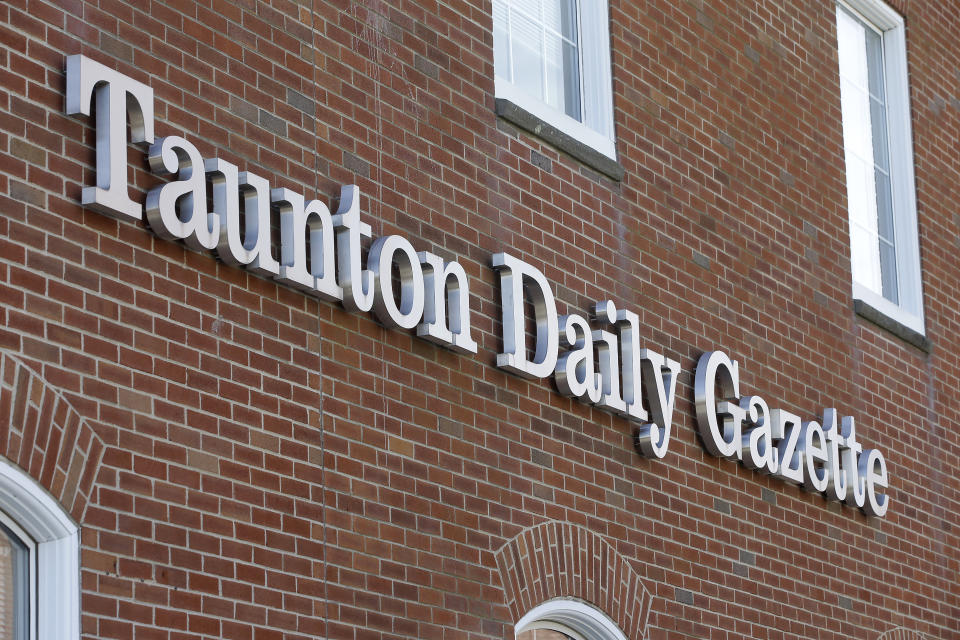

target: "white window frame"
[494,0,617,160]
[516,599,628,640]
[837,0,925,336]
[0,459,80,640]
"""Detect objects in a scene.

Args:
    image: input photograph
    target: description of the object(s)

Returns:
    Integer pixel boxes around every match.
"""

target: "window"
[493,0,616,162]
[836,0,925,337]
[0,459,80,640]
[515,600,628,640]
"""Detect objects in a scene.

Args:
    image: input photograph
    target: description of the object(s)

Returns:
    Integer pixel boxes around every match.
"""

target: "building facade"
[0,0,958,638]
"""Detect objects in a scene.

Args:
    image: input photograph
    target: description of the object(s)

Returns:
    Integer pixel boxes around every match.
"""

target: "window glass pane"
[544,31,581,119]
[870,97,890,172]
[493,0,511,80]
[850,223,883,294]
[845,154,878,233]
[839,78,871,154]
[543,0,577,40]
[0,522,28,640]
[837,9,869,88]
[512,0,541,20]
[874,169,898,301]
[874,170,895,243]
[879,238,899,303]
[544,29,564,111]
[864,25,885,102]
[543,0,580,119]
[510,9,545,103]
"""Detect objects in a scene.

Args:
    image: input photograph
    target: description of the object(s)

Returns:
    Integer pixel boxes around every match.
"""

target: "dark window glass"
[0,521,29,640]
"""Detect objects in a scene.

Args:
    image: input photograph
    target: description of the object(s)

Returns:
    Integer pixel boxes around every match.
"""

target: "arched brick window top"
[495,521,653,639]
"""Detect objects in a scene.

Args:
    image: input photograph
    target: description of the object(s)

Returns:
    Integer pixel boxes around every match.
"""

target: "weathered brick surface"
[0,0,958,639]
[0,350,103,524]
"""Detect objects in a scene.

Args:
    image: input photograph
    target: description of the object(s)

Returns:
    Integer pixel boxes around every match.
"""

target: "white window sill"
[494,82,623,181]
[853,284,930,352]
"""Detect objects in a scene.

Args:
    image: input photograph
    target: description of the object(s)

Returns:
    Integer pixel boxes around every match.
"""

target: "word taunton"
[65,55,889,517]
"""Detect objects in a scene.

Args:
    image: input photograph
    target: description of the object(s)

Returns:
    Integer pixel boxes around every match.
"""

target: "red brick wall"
[0,0,958,639]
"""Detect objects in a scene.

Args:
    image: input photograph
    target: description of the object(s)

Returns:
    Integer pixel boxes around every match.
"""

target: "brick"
[257,109,287,137]
[0,2,957,640]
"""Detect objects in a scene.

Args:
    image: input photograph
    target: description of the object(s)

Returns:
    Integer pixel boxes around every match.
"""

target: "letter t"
[66,55,154,220]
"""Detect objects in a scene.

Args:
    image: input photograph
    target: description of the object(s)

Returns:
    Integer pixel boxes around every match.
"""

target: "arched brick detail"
[495,520,653,639]
[877,628,928,640]
[0,351,104,523]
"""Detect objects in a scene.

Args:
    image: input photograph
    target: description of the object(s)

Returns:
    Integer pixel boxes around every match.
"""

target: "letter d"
[492,253,558,379]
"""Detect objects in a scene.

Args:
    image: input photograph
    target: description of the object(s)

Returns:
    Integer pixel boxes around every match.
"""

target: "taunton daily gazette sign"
[64,54,891,517]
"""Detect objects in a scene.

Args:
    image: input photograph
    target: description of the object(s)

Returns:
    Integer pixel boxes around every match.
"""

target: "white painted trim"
[579,0,615,141]
[853,282,925,334]
[0,459,80,640]
[839,0,901,30]
[516,599,628,640]
[495,79,617,159]
[838,0,926,336]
